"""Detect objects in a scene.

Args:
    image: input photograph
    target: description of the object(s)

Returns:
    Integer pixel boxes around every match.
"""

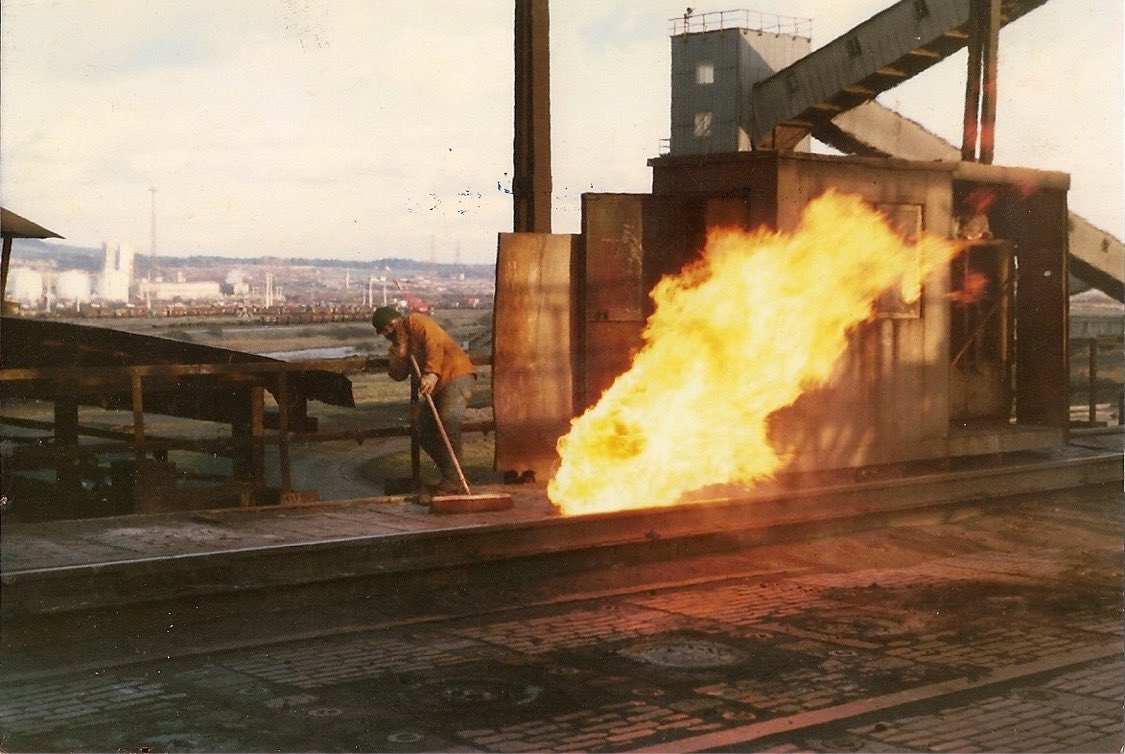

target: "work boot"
[425,478,463,495]
[435,478,462,495]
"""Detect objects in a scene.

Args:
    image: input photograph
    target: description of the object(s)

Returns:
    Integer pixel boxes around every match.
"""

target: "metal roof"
[1,207,63,240]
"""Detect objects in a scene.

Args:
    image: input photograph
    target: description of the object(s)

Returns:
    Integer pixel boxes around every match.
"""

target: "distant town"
[3,239,496,320]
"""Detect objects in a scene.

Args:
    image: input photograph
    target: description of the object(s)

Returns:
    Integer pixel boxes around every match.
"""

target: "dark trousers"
[419,374,475,482]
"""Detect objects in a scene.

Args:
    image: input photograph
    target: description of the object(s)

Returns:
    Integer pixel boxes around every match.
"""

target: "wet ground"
[1,482,1120,753]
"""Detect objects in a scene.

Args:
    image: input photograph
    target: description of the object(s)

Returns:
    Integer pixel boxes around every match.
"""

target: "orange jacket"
[387,312,475,390]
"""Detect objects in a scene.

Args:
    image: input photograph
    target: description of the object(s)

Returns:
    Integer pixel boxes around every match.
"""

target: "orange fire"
[548,190,962,516]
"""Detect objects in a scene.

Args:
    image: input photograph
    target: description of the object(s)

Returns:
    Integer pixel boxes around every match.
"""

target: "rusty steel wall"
[493,152,1071,479]
[493,232,579,479]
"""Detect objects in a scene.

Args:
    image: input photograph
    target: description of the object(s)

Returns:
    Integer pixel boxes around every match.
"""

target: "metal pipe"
[1088,339,1098,424]
[960,1,983,161]
[276,369,291,492]
[513,0,552,233]
[251,385,266,494]
[951,298,1002,368]
[131,373,146,461]
[978,0,1001,164]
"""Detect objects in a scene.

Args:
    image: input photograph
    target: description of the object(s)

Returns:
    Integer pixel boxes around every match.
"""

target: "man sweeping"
[372,306,476,494]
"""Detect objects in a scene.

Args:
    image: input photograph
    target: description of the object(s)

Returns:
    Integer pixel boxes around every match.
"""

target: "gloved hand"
[419,372,438,396]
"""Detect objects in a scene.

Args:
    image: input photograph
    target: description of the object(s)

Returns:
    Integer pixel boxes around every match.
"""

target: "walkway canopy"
[1,207,63,308]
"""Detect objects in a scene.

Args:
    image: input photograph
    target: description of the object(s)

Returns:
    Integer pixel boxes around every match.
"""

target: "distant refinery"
[4,241,221,308]
[3,241,493,316]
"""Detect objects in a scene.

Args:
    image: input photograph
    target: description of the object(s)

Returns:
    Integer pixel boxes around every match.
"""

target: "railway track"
[1,481,1120,752]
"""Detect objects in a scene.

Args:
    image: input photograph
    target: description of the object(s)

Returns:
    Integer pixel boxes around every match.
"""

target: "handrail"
[669,9,812,38]
[1069,336,1125,427]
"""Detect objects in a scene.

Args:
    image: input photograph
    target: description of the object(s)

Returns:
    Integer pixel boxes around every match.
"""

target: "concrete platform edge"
[2,452,1120,617]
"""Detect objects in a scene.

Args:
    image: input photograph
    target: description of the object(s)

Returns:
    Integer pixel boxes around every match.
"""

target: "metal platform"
[3,436,1120,620]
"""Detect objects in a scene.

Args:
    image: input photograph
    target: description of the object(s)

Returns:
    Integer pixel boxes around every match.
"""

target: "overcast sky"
[1,0,1121,264]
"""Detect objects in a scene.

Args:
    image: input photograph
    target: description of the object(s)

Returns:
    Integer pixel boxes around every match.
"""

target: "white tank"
[6,268,44,303]
[56,270,93,302]
[98,270,131,302]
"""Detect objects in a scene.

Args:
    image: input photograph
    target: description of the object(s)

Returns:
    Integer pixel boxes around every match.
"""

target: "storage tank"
[6,268,44,304]
[99,270,132,302]
[57,270,93,302]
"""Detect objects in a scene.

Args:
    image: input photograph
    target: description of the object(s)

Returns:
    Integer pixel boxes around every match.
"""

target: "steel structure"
[513,0,552,233]
[748,0,1050,150]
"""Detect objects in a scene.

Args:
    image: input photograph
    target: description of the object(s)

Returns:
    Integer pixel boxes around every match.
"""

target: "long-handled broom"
[409,354,512,513]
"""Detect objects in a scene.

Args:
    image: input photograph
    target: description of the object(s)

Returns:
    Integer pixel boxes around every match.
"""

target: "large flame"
[548,190,961,516]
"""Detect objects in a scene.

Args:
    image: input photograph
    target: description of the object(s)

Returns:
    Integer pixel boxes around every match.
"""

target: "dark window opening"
[949,241,1014,422]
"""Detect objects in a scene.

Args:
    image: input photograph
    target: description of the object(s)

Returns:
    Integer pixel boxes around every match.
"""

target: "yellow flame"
[548,190,961,516]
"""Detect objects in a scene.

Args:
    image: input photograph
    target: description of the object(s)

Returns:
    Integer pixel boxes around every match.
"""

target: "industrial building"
[491,2,1106,483]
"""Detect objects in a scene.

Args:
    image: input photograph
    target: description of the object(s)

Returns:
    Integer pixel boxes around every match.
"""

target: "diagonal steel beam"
[750,0,1051,149]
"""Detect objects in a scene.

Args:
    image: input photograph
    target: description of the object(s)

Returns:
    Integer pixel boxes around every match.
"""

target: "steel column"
[978,0,1001,164]
[960,0,984,160]
[53,398,81,491]
[276,371,291,493]
[130,373,146,461]
[961,0,1001,163]
[1,237,11,310]
[1088,340,1098,424]
[513,0,552,233]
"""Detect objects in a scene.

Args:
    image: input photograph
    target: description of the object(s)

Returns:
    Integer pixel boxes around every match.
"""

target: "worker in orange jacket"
[372,306,477,493]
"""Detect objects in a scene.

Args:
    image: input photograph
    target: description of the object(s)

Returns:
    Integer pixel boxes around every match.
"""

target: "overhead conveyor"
[749,0,1050,150]
[743,0,1121,301]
